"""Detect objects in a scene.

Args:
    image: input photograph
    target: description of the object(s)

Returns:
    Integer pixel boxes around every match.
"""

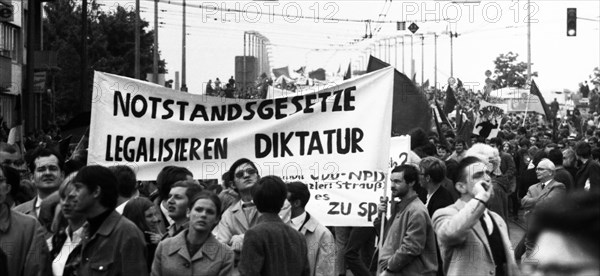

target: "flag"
[294,66,306,75]
[421,79,430,92]
[432,108,450,150]
[272,66,290,78]
[344,62,351,80]
[434,100,450,125]
[367,55,431,135]
[443,85,457,114]
[530,80,551,119]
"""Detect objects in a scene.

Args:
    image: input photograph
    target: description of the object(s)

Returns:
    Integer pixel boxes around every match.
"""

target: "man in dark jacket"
[66,165,148,275]
[574,141,600,191]
[238,175,310,276]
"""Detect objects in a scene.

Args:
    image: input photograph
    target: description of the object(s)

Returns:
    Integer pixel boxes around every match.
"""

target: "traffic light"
[567,8,576,36]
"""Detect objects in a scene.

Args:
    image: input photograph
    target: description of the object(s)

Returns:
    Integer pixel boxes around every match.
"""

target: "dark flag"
[294,66,306,75]
[272,66,290,78]
[443,85,457,114]
[308,68,326,81]
[420,79,430,94]
[344,63,351,80]
[530,80,551,119]
[367,55,431,135]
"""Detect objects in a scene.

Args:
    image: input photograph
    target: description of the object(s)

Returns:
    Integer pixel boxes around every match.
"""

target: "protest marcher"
[110,165,139,214]
[153,166,194,233]
[287,181,336,276]
[218,171,239,215]
[521,191,600,275]
[574,141,600,191]
[517,158,566,262]
[164,179,203,238]
[152,191,234,276]
[0,165,52,276]
[419,157,454,218]
[547,149,574,192]
[465,143,509,222]
[64,165,148,275]
[123,197,162,270]
[213,158,291,253]
[489,137,517,212]
[433,156,518,276]
[0,142,29,178]
[3,165,31,208]
[14,148,64,219]
[562,148,579,181]
[50,173,85,276]
[379,165,438,276]
[447,139,466,162]
[238,175,310,276]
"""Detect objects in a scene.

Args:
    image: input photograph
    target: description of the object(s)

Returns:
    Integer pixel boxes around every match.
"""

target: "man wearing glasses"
[213,158,291,260]
[518,159,566,262]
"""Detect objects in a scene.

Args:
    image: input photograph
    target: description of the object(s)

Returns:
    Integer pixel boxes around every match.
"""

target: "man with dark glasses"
[213,158,291,270]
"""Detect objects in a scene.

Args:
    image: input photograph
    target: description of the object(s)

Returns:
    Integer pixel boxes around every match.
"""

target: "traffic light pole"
[527,0,531,84]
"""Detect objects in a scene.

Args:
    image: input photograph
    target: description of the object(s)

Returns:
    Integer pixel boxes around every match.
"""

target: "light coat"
[213,200,291,246]
[432,199,518,276]
[521,179,566,221]
[152,231,234,276]
[295,213,337,276]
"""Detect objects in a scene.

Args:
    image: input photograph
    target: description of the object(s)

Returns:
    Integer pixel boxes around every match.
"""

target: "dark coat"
[74,211,148,276]
[0,207,51,276]
[575,159,600,191]
[428,186,455,218]
[238,213,310,276]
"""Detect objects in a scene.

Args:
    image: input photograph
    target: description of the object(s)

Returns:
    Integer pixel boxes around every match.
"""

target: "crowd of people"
[0,80,599,276]
[205,74,274,99]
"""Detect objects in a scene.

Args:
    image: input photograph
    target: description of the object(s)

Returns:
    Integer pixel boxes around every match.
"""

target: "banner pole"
[522,94,530,126]
[376,171,389,276]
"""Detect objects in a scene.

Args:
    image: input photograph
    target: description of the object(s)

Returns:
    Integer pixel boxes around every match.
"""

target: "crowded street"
[1,1,599,276]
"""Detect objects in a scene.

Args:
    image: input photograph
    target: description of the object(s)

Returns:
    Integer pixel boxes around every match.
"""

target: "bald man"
[521,159,567,218]
[517,158,567,263]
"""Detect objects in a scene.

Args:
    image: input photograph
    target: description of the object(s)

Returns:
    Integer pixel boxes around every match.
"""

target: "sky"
[100,0,600,98]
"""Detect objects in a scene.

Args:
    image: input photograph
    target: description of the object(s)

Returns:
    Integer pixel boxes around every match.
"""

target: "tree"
[592,67,600,85]
[489,52,538,89]
[42,0,166,125]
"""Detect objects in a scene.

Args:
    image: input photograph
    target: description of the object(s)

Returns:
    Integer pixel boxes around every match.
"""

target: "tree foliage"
[490,52,538,89]
[43,0,166,125]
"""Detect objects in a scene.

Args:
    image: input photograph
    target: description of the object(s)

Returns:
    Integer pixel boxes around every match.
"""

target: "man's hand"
[230,234,245,252]
[473,180,493,203]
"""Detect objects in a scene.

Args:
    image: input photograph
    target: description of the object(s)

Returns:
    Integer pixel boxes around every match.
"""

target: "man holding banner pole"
[376,165,437,276]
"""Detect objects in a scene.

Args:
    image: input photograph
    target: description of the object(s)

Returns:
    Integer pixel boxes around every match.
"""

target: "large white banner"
[89,68,394,226]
